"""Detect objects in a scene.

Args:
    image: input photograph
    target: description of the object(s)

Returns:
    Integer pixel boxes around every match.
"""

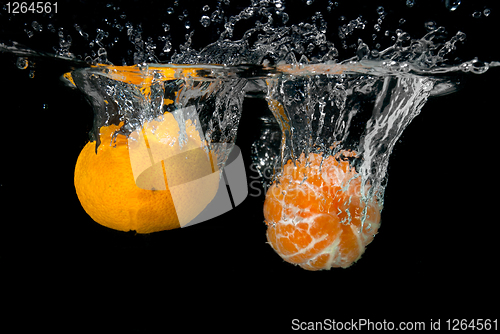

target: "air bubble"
[185,21,191,29]
[484,8,491,17]
[469,58,489,74]
[203,5,210,12]
[406,0,415,8]
[376,6,385,16]
[445,0,461,12]
[163,23,170,32]
[167,7,174,14]
[16,57,29,70]
[200,15,211,27]
[472,11,481,18]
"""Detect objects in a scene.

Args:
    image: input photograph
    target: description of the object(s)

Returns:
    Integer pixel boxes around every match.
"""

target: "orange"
[264,150,382,270]
[74,113,219,233]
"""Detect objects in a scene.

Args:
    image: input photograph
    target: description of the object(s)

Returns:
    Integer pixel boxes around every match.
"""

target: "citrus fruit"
[74,113,219,233]
[264,150,382,270]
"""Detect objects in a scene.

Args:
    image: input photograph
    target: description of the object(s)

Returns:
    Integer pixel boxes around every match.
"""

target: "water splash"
[0,1,499,262]
[67,64,246,167]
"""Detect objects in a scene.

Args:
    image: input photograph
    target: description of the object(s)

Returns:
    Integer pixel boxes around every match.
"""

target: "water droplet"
[472,11,481,18]
[167,7,174,14]
[281,12,289,24]
[16,57,28,70]
[445,0,461,12]
[406,0,415,8]
[306,0,314,5]
[42,104,48,109]
[484,8,491,17]
[211,9,224,23]
[184,21,191,29]
[374,24,381,32]
[24,30,34,38]
[200,15,211,27]
[163,40,172,53]
[31,21,42,32]
[424,21,437,31]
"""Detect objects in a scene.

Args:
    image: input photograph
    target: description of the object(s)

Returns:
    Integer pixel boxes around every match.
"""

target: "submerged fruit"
[74,113,219,233]
[264,150,381,270]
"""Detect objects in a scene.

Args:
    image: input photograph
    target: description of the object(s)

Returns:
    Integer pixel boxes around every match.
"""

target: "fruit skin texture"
[74,117,219,234]
[264,151,382,270]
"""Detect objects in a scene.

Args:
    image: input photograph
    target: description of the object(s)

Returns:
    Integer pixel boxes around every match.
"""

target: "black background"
[1,0,499,332]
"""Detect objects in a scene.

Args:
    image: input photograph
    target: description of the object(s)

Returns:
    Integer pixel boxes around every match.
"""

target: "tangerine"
[74,113,219,233]
[264,150,382,270]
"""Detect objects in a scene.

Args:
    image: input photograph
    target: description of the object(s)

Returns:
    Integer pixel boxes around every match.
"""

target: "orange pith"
[264,150,382,270]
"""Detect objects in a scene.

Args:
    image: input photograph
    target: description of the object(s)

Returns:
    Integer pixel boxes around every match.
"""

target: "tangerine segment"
[264,151,382,270]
